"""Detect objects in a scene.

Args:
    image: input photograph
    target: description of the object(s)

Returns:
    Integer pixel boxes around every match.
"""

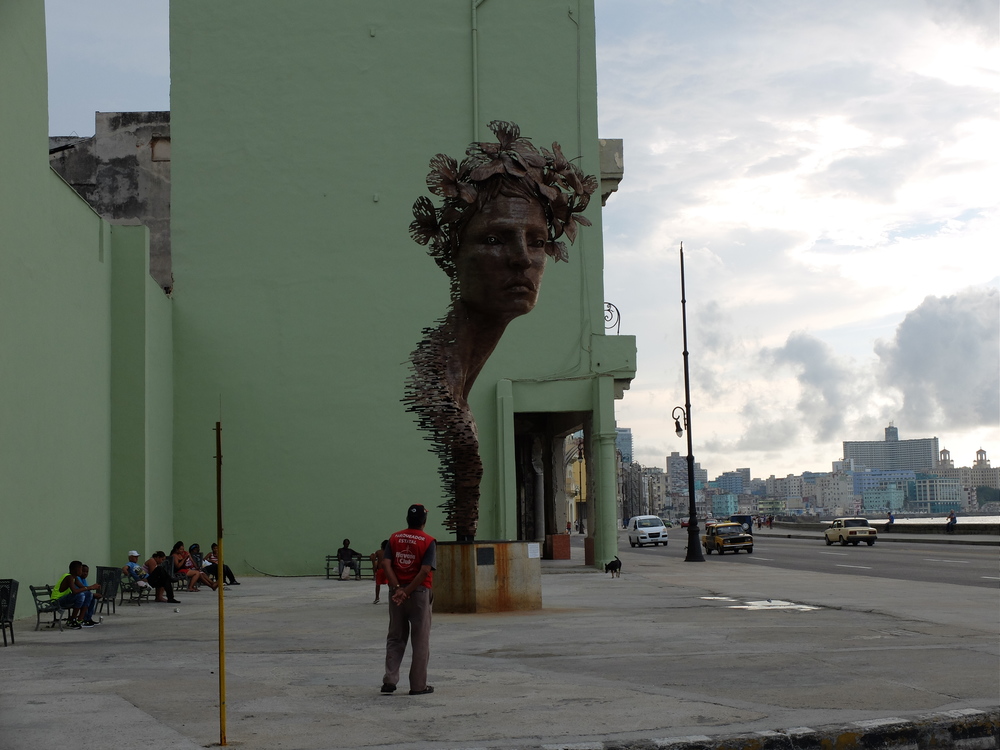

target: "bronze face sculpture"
[405,121,596,541]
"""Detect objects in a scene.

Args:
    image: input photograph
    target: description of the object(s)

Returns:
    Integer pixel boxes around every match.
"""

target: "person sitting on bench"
[144,551,180,603]
[336,539,362,579]
[203,543,240,585]
[53,560,101,629]
[122,550,152,589]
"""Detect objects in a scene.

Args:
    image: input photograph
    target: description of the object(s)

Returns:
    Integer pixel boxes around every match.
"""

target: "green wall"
[109,233,175,560]
[170,0,624,572]
[0,0,110,613]
[0,1,174,616]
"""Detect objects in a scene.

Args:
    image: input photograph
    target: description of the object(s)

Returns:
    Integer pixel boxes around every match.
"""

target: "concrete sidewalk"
[1,544,997,750]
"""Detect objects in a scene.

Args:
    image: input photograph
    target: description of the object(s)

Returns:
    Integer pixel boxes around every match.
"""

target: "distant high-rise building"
[666,451,708,494]
[843,424,938,472]
[714,471,744,495]
[616,427,633,463]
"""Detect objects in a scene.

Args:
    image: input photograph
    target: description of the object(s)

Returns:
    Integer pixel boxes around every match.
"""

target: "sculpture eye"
[485,236,501,245]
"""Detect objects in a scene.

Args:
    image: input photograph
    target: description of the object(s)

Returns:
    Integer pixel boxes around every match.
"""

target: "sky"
[45,0,999,480]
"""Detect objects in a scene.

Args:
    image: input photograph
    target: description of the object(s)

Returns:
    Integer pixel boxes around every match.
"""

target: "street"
[616,531,1000,589]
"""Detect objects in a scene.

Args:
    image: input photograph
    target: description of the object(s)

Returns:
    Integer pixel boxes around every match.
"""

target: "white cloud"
[598,0,1000,477]
[875,287,1000,431]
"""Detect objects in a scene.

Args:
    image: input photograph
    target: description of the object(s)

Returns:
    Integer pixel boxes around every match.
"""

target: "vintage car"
[701,522,754,555]
[627,515,669,547]
[824,517,877,546]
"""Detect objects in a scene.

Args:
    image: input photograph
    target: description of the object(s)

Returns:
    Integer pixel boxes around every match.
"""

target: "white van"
[627,515,669,547]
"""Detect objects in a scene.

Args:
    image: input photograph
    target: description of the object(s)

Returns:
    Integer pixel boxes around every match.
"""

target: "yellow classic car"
[701,522,754,555]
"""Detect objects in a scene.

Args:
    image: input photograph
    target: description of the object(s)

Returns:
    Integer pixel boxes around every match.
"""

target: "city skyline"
[631,422,992,483]
[43,1,999,476]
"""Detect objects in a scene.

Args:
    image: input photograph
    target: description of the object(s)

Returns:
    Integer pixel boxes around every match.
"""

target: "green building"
[711,493,739,518]
[1,1,635,614]
[1,1,174,615]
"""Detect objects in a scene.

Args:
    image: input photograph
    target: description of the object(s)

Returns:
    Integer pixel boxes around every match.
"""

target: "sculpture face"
[454,195,548,319]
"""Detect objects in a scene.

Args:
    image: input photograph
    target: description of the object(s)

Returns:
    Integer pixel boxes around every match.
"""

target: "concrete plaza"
[1,533,997,750]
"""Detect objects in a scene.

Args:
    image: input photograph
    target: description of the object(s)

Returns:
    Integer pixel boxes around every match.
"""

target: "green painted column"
[591,375,619,568]
[110,226,150,559]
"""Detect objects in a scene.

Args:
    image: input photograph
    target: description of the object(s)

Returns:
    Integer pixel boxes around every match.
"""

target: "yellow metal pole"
[215,421,227,746]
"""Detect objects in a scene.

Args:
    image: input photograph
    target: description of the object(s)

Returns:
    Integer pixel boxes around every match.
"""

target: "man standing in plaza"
[380,503,436,695]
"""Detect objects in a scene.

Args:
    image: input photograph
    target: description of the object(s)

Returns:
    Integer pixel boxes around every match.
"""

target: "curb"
[522,708,999,750]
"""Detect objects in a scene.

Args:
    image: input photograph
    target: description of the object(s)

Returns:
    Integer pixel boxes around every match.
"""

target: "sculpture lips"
[505,278,536,293]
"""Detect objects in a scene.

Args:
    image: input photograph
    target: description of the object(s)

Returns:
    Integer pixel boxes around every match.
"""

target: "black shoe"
[81,620,96,628]
[380,684,396,694]
[408,686,434,695]
[167,598,181,604]
[67,619,82,630]
[228,581,240,585]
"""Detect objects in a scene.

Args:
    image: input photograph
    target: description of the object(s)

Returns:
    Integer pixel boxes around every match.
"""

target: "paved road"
[616,532,1000,589]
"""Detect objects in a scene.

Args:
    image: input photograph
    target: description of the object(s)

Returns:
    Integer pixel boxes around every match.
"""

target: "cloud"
[764,332,860,441]
[875,287,1000,430]
[806,144,931,203]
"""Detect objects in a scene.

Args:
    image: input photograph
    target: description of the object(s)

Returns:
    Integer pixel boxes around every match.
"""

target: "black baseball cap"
[407,504,428,525]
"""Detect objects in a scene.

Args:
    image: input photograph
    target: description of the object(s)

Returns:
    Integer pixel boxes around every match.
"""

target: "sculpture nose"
[508,235,532,268]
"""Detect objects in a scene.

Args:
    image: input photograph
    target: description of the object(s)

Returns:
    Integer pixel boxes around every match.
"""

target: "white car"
[627,515,669,547]
[824,517,877,546]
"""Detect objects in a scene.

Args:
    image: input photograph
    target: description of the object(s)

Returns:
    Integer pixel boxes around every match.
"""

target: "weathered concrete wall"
[49,112,172,290]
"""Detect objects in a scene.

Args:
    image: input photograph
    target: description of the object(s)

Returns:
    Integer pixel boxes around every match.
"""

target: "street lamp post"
[673,242,705,562]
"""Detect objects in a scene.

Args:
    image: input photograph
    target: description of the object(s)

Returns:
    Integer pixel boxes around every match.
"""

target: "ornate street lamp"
[673,243,705,562]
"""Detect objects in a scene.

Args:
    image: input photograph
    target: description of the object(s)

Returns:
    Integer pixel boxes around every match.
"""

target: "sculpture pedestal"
[434,541,542,613]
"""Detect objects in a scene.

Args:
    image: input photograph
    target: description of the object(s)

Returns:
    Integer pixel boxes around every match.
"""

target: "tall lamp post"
[673,242,705,562]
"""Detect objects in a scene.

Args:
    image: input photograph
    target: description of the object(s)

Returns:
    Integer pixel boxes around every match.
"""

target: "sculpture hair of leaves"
[409,120,597,274]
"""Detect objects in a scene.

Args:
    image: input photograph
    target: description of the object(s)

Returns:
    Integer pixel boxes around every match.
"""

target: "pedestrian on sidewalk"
[380,503,436,696]
[371,540,389,604]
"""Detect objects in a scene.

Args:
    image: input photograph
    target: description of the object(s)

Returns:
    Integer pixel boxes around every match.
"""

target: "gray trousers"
[383,588,432,691]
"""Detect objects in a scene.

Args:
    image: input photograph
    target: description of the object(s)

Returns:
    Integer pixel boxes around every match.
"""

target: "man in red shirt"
[380,503,436,695]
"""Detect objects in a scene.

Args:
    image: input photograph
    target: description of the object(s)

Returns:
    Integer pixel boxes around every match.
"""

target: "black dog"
[605,556,621,577]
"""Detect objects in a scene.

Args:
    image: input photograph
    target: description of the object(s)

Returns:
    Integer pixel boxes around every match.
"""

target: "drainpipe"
[471,0,488,140]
